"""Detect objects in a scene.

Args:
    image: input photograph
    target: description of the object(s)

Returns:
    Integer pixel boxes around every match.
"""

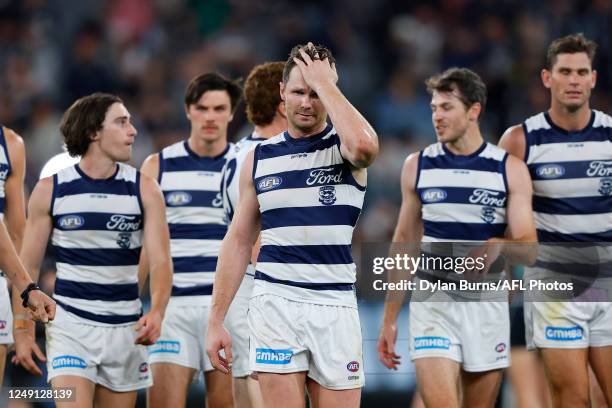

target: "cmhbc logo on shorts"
[545,326,584,341]
[52,355,87,369]
[149,340,181,354]
[255,348,293,365]
[414,336,451,350]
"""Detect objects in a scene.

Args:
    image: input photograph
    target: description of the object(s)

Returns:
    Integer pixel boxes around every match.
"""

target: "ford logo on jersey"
[421,188,447,203]
[469,189,506,207]
[52,355,87,369]
[347,361,360,372]
[545,326,584,341]
[414,336,451,350]
[536,164,565,179]
[255,348,293,364]
[587,161,612,177]
[166,191,192,206]
[58,214,85,230]
[258,176,282,192]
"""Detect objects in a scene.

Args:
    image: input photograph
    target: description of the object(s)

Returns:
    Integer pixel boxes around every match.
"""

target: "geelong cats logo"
[319,186,337,206]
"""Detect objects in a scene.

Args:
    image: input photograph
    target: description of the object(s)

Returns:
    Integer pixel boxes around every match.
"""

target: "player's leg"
[94,386,137,408]
[51,375,96,408]
[508,347,551,408]
[204,370,234,407]
[540,348,589,408]
[0,344,6,387]
[415,358,461,407]
[589,346,612,406]
[247,375,265,408]
[257,371,307,407]
[306,378,360,408]
[232,377,251,408]
[461,369,503,408]
[148,363,196,408]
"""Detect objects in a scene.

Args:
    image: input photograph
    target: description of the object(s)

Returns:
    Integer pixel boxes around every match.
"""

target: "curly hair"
[60,93,122,157]
[244,62,284,127]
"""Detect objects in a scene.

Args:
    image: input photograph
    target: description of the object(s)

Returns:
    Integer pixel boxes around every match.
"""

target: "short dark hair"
[244,62,285,127]
[546,33,597,70]
[283,44,336,84]
[60,93,122,157]
[425,68,487,118]
[184,72,242,112]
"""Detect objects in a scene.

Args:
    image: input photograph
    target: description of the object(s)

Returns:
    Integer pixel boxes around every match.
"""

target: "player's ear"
[279,82,285,101]
[278,101,286,118]
[541,69,552,89]
[185,104,191,120]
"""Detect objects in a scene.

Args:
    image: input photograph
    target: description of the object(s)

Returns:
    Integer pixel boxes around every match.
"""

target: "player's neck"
[187,135,227,158]
[255,118,286,139]
[548,103,592,132]
[78,155,117,179]
[444,129,484,156]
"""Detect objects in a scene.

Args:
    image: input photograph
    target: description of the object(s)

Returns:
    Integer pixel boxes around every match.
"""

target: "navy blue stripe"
[534,260,612,278]
[55,299,141,324]
[537,229,612,243]
[171,284,213,296]
[164,190,222,208]
[257,131,338,160]
[258,244,353,265]
[526,129,611,145]
[424,221,507,241]
[172,256,217,273]
[0,126,12,177]
[53,212,143,231]
[421,155,503,173]
[255,271,354,291]
[169,224,227,240]
[162,158,227,173]
[528,160,612,181]
[55,178,138,198]
[54,247,141,266]
[261,206,361,230]
[0,202,4,214]
[55,278,138,301]
[533,195,612,215]
[417,186,506,206]
[254,164,351,194]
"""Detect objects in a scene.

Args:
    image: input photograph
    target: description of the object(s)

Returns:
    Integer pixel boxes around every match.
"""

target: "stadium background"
[1,0,610,406]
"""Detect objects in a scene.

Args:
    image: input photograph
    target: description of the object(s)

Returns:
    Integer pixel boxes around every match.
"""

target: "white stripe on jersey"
[418,168,505,190]
[422,203,506,224]
[53,193,141,215]
[160,171,223,191]
[258,184,364,212]
[535,212,612,235]
[533,178,603,198]
[166,207,225,225]
[528,141,612,163]
[172,273,214,287]
[261,225,355,246]
[56,263,138,285]
[53,295,141,316]
[52,229,143,249]
[256,262,355,284]
[170,239,222,258]
[254,143,342,179]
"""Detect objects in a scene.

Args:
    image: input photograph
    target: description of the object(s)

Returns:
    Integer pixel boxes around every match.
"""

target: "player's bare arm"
[378,153,423,370]
[207,149,260,373]
[137,153,160,292]
[134,173,171,345]
[293,44,379,170]
[12,177,57,375]
[499,125,527,161]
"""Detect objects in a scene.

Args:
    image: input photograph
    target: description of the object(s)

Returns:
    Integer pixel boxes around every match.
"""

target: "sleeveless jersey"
[159,141,232,305]
[0,127,11,278]
[252,125,365,308]
[51,163,143,325]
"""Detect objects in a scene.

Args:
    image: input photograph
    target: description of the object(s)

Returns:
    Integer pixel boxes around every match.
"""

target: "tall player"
[207,42,378,408]
[13,93,172,407]
[499,33,612,407]
[378,68,537,408]
[1,125,56,387]
[223,61,287,408]
[141,73,241,408]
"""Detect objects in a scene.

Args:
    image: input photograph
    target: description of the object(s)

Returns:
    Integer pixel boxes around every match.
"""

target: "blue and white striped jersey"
[159,140,232,304]
[252,124,365,308]
[416,142,509,242]
[51,163,144,325]
[524,110,612,242]
[0,127,11,278]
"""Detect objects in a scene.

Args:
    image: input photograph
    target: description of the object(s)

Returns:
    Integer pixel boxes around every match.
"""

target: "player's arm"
[134,172,171,345]
[378,153,423,370]
[207,149,260,373]
[293,44,378,169]
[12,177,57,375]
[498,124,527,161]
[2,127,26,251]
[137,153,160,293]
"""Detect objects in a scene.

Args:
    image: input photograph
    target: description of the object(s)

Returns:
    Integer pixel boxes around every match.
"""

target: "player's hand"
[293,42,338,92]
[26,290,56,323]
[466,239,503,277]
[205,321,233,374]
[378,322,401,370]
[12,330,46,376]
[134,309,163,345]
